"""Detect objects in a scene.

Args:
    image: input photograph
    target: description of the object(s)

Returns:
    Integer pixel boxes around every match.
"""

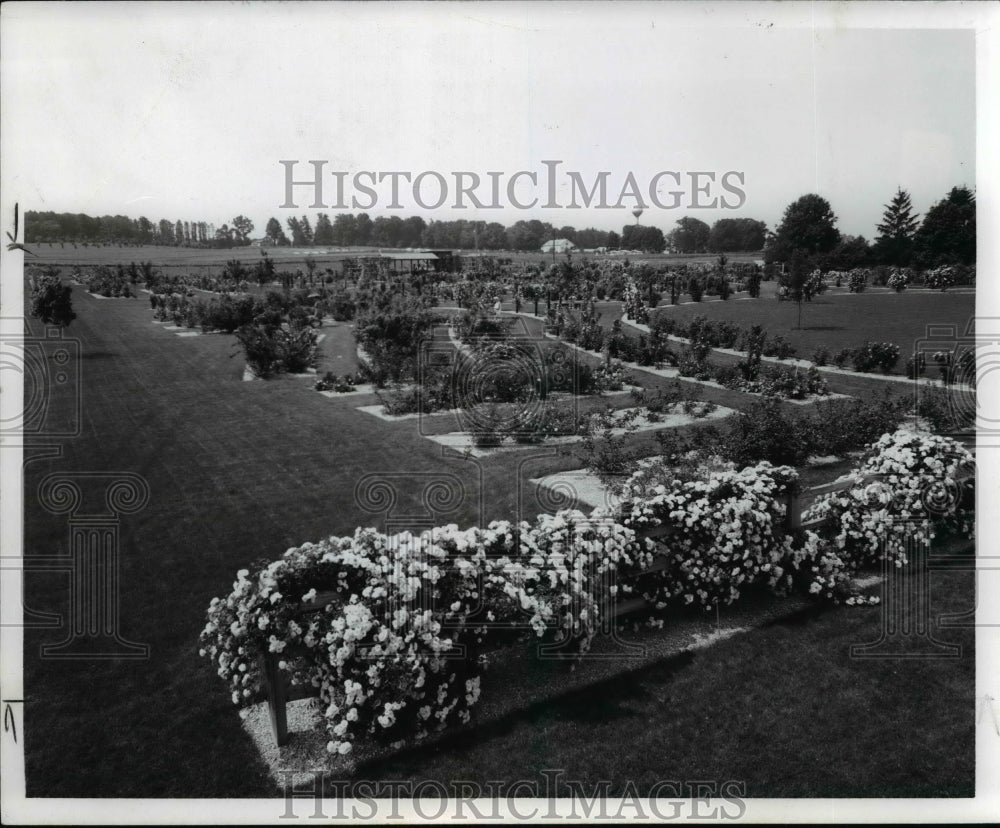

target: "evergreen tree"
[874,188,919,266]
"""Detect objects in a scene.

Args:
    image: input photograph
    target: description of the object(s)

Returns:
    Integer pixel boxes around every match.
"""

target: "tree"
[215,224,234,246]
[913,186,975,267]
[299,216,314,245]
[287,217,307,246]
[254,250,276,286]
[764,193,840,265]
[606,231,621,251]
[313,213,335,246]
[402,216,427,248]
[782,250,811,330]
[265,217,289,246]
[332,214,357,246]
[621,225,666,253]
[708,218,767,252]
[823,235,871,271]
[667,217,710,253]
[231,215,254,245]
[354,213,373,246]
[873,188,919,267]
[158,219,174,245]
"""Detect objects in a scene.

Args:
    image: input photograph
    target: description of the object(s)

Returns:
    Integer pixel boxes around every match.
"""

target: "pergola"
[379,250,439,274]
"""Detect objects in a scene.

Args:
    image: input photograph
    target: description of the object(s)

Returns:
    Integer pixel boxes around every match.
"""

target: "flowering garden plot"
[201,427,973,761]
[421,403,735,457]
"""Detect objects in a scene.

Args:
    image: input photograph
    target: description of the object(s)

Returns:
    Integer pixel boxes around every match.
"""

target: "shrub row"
[201,428,971,758]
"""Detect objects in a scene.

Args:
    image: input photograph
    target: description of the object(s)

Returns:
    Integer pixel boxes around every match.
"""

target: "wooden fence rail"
[259,467,971,746]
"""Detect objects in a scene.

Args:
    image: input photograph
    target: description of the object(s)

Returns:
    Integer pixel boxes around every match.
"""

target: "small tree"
[783,250,811,330]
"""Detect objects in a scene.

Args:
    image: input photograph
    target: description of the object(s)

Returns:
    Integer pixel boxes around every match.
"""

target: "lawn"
[359,564,974,798]
[640,291,975,372]
[20,280,972,798]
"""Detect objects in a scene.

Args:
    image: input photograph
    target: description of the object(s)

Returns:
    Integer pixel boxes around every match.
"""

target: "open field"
[28,242,765,272]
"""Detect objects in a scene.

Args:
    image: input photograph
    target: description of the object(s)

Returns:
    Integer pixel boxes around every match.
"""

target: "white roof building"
[540,238,578,254]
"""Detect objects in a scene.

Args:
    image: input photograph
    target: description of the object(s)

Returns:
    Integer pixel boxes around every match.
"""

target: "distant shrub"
[201,294,261,333]
[886,268,910,292]
[762,335,796,360]
[851,341,900,374]
[236,322,318,378]
[28,270,76,327]
[719,400,811,468]
[847,269,867,293]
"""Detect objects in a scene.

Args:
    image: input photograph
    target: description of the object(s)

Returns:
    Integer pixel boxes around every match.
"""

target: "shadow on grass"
[798,325,847,332]
[355,651,697,780]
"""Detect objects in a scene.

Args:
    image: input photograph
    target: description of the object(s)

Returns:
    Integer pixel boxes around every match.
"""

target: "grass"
[641,290,975,373]
[21,280,972,797]
[357,564,974,798]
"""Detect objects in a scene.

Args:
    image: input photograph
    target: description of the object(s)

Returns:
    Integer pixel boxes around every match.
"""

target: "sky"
[0,2,980,242]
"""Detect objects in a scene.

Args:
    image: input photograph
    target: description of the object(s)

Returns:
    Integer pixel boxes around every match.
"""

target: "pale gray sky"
[1,2,979,240]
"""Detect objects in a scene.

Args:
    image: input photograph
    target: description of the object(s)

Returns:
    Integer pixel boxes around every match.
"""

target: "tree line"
[763,186,975,271]
[25,211,258,248]
[25,184,974,266]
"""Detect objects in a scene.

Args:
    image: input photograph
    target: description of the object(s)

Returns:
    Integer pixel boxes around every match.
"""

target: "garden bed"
[526,321,842,404]
[423,404,735,457]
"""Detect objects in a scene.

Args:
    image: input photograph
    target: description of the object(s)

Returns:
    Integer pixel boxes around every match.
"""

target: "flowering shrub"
[804,269,826,299]
[200,512,653,754]
[236,321,318,378]
[925,266,956,291]
[713,363,828,400]
[622,282,649,324]
[315,372,360,393]
[886,268,910,292]
[805,429,974,571]
[847,268,868,293]
[851,341,900,374]
[200,426,973,756]
[616,462,819,608]
[591,360,633,393]
[80,264,135,297]
[28,268,76,327]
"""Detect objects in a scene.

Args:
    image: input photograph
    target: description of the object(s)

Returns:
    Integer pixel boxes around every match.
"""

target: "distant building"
[379,250,439,274]
[540,238,578,254]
